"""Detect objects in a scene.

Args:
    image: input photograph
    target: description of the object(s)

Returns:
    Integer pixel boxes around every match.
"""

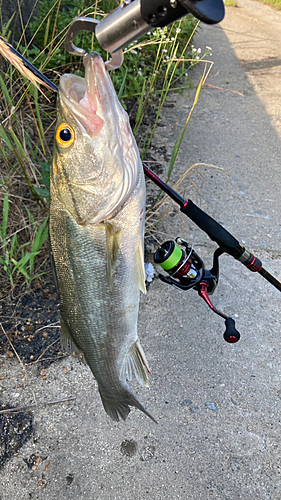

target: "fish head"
[52,52,141,225]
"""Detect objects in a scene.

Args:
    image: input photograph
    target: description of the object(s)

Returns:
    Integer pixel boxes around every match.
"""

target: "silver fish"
[49,52,156,423]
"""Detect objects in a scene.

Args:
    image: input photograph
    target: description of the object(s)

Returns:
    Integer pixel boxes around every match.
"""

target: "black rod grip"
[181,200,242,257]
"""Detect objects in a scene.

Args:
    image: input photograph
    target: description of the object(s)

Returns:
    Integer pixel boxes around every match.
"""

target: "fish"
[49,51,156,423]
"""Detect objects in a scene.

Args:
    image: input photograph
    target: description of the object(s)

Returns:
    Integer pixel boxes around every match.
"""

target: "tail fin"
[99,387,157,424]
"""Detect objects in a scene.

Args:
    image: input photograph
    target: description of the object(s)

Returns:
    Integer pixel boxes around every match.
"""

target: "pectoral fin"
[105,221,121,291]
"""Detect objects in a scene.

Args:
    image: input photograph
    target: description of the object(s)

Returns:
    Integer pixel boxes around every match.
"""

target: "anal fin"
[122,339,151,387]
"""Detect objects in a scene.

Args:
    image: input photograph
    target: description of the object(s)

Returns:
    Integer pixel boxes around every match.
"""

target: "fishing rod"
[143,164,281,343]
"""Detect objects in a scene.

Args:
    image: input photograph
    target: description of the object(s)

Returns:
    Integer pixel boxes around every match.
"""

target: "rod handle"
[181,200,242,257]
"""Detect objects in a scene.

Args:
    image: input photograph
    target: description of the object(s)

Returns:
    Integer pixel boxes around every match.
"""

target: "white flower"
[176,28,181,33]
[131,50,137,54]
[206,46,212,51]
[147,32,151,35]
[166,56,170,60]
[171,37,175,41]
[197,48,201,54]
[153,32,157,36]
[138,70,142,76]
[162,49,168,53]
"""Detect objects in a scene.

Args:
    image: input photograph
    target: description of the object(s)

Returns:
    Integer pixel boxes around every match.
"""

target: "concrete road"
[1,1,281,499]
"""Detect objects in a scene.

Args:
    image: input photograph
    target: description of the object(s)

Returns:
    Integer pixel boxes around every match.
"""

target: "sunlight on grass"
[255,0,281,9]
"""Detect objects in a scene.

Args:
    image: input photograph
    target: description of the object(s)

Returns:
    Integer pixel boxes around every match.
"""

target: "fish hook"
[65,17,124,71]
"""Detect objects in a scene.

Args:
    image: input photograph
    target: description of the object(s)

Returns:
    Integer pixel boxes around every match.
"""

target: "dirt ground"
[1,1,281,499]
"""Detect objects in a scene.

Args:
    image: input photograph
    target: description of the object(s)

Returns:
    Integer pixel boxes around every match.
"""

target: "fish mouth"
[59,52,115,137]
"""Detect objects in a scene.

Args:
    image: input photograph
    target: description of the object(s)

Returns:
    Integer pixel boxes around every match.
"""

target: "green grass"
[224,0,238,6]
[0,194,49,288]
[255,0,281,9]
[225,0,281,8]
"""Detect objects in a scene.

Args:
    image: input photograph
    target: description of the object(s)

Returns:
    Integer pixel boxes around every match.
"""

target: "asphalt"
[1,1,281,499]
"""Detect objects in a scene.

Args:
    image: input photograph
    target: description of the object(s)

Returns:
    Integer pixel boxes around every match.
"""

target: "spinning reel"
[154,238,241,343]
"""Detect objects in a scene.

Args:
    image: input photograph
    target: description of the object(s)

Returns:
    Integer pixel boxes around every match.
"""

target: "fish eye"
[56,123,75,148]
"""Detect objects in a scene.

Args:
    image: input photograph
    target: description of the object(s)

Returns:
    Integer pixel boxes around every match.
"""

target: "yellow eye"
[56,123,75,148]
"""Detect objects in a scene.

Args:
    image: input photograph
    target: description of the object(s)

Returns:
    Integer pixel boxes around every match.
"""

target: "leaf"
[2,13,16,37]
[0,74,13,108]
[30,217,49,274]
[1,194,9,240]
[0,123,13,150]
[33,186,50,198]
[18,241,30,251]
[25,206,36,229]
[12,251,39,275]
[10,233,18,258]
[9,127,26,158]
[31,217,49,253]
[168,132,182,182]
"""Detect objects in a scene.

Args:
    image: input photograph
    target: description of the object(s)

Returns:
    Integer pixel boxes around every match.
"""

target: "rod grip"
[181,200,242,257]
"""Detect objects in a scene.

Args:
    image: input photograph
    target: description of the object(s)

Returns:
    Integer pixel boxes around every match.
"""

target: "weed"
[0,194,49,287]
[224,0,238,6]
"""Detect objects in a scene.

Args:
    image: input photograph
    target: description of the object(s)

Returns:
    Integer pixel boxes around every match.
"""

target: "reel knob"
[223,318,240,343]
